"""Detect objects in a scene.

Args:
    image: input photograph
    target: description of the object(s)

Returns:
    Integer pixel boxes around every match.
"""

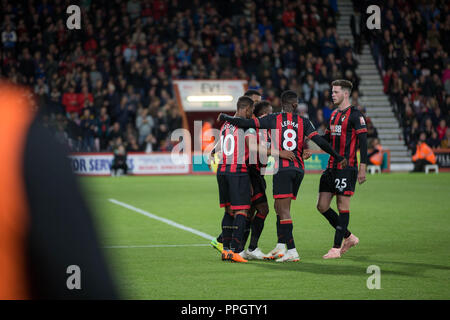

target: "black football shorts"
[217,173,251,210]
[272,169,304,200]
[248,167,267,206]
[319,168,358,196]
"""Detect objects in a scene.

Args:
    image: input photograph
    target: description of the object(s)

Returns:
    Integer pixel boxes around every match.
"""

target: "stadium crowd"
[360,0,450,151]
[1,0,372,153]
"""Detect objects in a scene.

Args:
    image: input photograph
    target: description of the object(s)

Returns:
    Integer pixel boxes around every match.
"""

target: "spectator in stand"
[411,132,437,172]
[320,28,337,58]
[308,96,320,126]
[441,128,450,149]
[367,121,379,140]
[427,130,441,149]
[368,138,383,167]
[1,24,17,51]
[167,105,183,133]
[126,135,141,152]
[143,133,157,153]
[423,118,434,139]
[62,86,81,116]
[107,122,123,148]
[115,96,131,130]
[66,112,83,152]
[136,107,155,146]
[350,7,362,54]
[302,74,319,102]
[80,108,97,152]
[97,106,111,151]
[158,139,174,152]
[436,119,448,141]
[78,85,94,112]
[54,122,69,146]
[154,109,169,149]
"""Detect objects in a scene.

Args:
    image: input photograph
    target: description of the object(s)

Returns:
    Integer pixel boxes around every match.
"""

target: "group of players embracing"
[210,79,368,263]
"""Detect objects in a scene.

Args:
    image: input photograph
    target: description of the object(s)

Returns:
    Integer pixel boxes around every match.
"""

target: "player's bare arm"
[302,149,312,160]
[310,134,347,168]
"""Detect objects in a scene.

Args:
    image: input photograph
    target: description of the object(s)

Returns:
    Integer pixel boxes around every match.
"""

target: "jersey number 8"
[283,129,297,151]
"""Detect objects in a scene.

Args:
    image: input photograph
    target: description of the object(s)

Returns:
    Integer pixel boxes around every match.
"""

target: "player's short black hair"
[280,90,298,111]
[254,100,271,117]
[331,79,353,93]
[237,96,254,110]
[244,89,261,97]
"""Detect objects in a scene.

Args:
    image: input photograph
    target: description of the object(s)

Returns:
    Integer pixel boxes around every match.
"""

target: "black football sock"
[230,212,247,253]
[280,219,295,250]
[322,208,351,238]
[333,211,350,248]
[249,212,267,250]
[276,214,284,244]
[221,212,234,250]
[239,217,252,252]
[217,233,223,243]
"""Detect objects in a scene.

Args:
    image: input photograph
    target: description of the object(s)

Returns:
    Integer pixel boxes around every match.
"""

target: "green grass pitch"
[81,173,450,300]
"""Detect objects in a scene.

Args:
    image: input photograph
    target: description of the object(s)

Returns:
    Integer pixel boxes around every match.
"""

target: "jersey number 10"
[221,134,235,156]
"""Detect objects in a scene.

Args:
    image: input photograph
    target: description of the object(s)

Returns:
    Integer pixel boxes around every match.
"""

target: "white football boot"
[263,243,287,260]
[238,250,248,259]
[246,248,266,260]
[275,248,300,262]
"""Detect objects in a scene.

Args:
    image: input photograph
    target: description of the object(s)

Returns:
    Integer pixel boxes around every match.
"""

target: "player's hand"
[338,157,347,169]
[279,150,295,161]
[302,149,312,160]
[208,151,215,164]
[358,164,366,184]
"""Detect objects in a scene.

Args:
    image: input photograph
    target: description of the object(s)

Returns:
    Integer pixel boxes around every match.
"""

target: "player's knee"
[337,202,350,212]
[316,202,328,213]
[258,204,269,216]
[260,207,269,216]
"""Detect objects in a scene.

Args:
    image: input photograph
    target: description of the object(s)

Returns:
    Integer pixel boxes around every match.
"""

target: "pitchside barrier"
[192,150,390,174]
[434,148,450,171]
[69,150,391,176]
[69,152,190,176]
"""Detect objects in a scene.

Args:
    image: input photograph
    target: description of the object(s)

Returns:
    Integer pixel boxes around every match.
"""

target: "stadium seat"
[367,165,381,174]
[425,164,439,174]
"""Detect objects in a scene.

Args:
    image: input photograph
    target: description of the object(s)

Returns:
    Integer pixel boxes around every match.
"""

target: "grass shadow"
[345,256,450,272]
[249,259,422,278]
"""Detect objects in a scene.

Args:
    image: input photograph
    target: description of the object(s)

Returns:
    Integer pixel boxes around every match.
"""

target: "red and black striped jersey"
[325,106,368,170]
[217,121,251,175]
[253,112,318,172]
[248,116,271,172]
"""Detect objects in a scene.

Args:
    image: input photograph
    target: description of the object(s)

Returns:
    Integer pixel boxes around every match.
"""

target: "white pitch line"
[103,244,210,249]
[108,198,215,241]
